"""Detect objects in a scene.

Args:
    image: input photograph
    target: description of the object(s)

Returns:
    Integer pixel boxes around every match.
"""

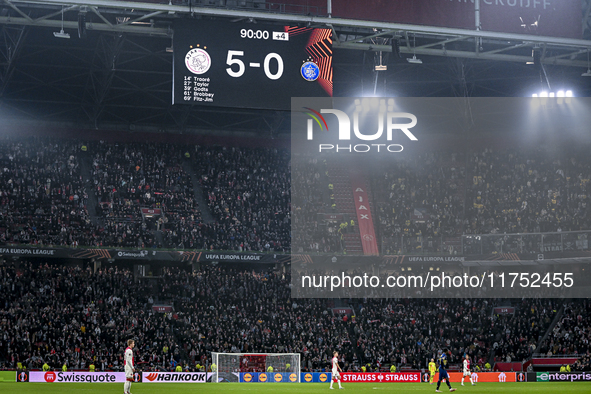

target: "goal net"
[211,353,301,383]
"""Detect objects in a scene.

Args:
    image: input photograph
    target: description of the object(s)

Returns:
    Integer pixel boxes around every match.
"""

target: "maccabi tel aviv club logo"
[304,98,418,153]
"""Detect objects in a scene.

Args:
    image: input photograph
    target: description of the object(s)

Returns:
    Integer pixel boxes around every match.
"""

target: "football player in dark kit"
[435,349,457,392]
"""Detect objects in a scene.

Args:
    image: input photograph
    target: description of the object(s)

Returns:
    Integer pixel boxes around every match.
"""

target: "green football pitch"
[1,382,591,394]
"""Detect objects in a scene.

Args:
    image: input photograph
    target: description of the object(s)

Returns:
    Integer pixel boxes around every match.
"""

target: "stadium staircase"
[326,161,363,254]
[79,153,103,227]
[535,303,565,352]
[182,161,215,223]
[154,230,165,248]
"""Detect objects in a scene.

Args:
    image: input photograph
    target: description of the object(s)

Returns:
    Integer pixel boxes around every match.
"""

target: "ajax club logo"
[185,48,211,75]
[301,60,320,81]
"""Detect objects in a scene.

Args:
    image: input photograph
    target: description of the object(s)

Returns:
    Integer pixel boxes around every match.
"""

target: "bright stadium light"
[532,90,573,98]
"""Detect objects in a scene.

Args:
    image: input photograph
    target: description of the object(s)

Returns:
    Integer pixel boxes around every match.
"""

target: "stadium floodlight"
[407,55,423,64]
[406,34,422,64]
[211,353,301,383]
[54,30,70,39]
[539,91,548,97]
[557,90,565,97]
[583,50,591,77]
[53,6,70,39]
[566,90,573,97]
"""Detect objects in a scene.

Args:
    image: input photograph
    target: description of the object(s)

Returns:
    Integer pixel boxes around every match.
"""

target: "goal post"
[211,353,301,383]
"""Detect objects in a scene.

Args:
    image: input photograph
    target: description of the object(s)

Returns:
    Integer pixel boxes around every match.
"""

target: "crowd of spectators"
[1,137,591,255]
[292,155,342,254]
[0,262,182,372]
[160,266,355,371]
[538,300,591,357]
[188,146,290,252]
[1,261,580,374]
[0,138,94,247]
[352,298,556,369]
[90,141,201,249]
[464,148,591,235]
[373,152,466,254]
[372,147,591,255]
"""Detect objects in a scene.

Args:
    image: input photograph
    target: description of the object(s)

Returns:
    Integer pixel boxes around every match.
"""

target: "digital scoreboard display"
[173,19,333,110]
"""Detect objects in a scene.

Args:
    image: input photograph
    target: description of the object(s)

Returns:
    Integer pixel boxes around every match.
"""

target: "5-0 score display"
[173,19,333,110]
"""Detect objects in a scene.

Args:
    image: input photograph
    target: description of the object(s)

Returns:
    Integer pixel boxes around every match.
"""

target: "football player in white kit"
[124,339,135,394]
[461,355,474,386]
[330,351,344,389]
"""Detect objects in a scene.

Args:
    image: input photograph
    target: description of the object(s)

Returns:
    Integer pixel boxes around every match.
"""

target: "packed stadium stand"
[1,137,590,255]
[0,139,94,247]
[0,129,590,375]
[1,260,589,373]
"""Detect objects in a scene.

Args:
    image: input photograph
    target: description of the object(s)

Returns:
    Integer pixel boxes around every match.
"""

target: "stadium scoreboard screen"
[172,19,333,110]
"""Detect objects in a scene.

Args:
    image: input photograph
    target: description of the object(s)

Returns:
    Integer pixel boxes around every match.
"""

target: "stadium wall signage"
[536,372,591,382]
[443,372,514,383]
[340,372,420,382]
[300,372,331,383]
[0,246,282,264]
[142,372,207,383]
[21,371,129,383]
[2,245,590,265]
[239,372,299,382]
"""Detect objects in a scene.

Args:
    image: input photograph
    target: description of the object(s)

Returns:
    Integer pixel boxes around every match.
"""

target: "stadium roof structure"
[0,0,590,135]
